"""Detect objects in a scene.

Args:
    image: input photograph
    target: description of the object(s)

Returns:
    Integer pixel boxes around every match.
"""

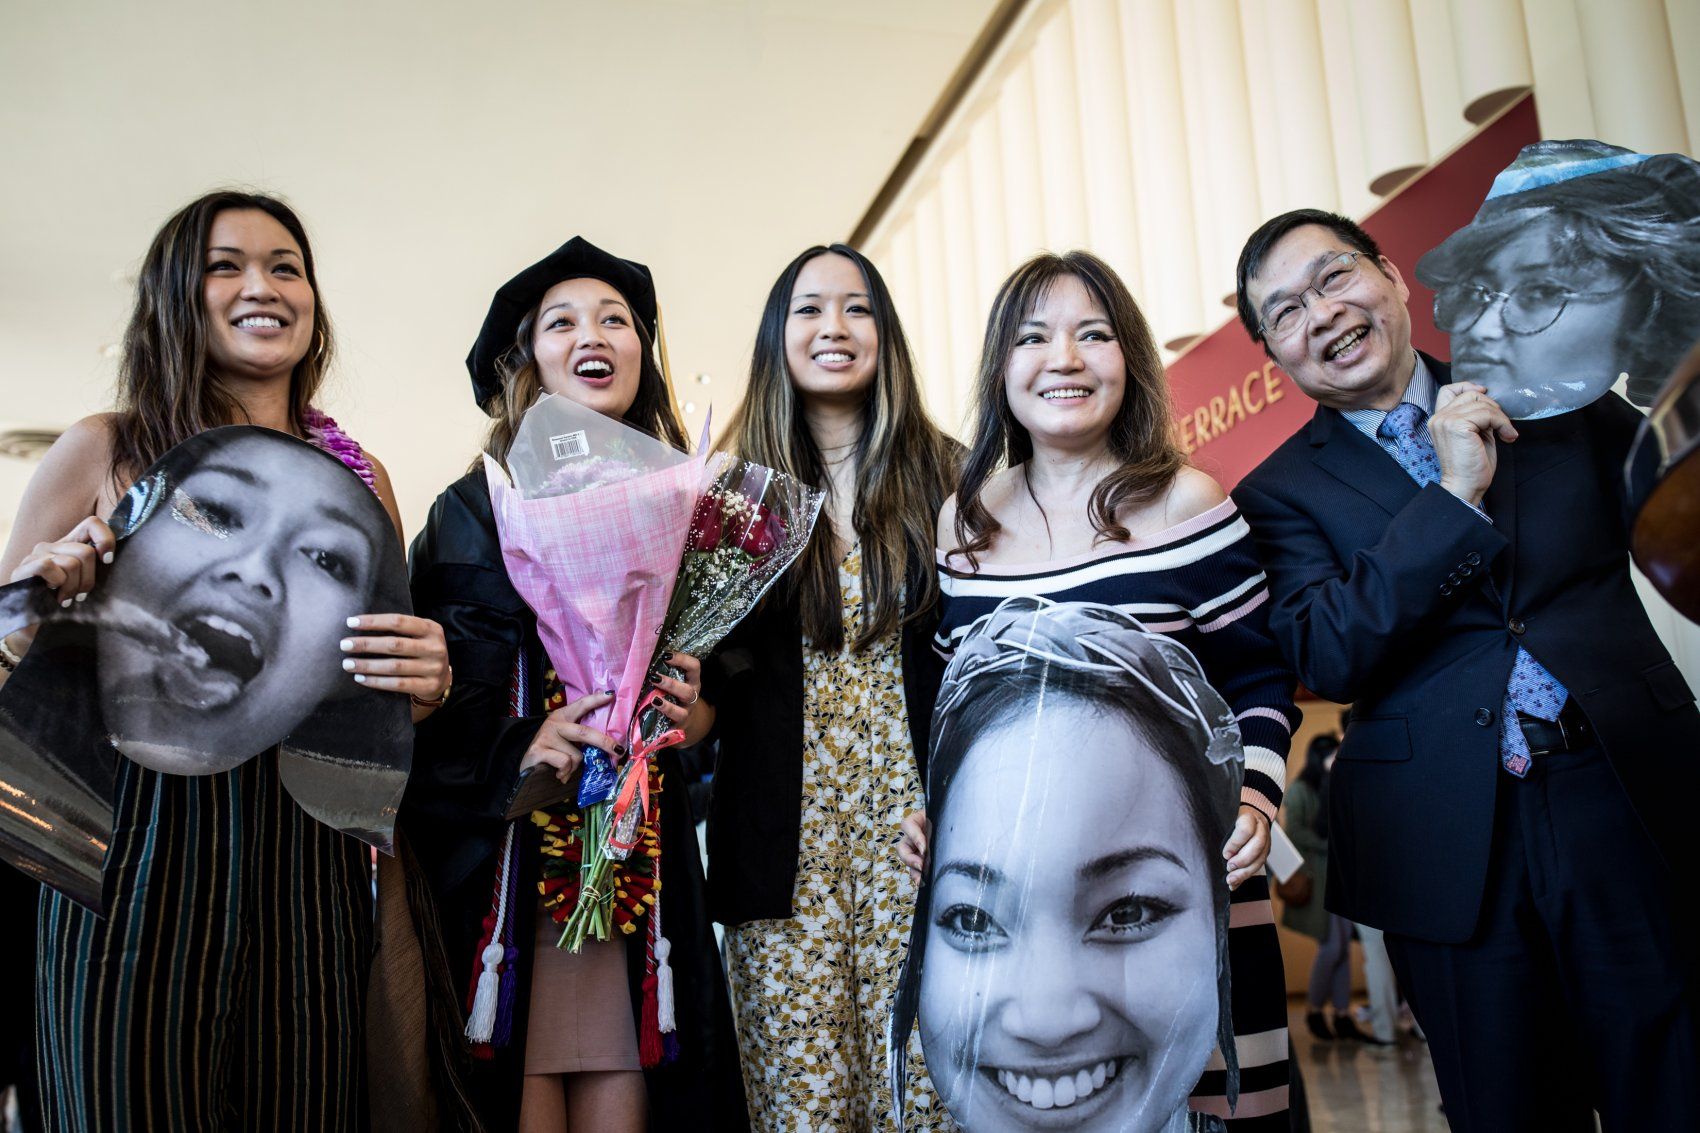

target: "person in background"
[1282,733,1381,1044]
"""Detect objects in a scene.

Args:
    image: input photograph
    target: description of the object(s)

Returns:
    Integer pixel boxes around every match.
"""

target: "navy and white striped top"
[936,499,1299,818]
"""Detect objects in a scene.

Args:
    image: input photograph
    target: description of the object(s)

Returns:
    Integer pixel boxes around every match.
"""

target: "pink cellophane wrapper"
[483,394,709,737]
[599,454,827,860]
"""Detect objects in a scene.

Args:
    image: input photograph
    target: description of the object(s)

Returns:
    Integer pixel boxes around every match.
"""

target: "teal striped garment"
[36,751,371,1132]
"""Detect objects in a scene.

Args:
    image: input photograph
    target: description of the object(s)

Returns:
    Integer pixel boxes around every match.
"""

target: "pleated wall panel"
[939,146,983,422]
[1119,0,1206,348]
[1450,0,1533,121]
[1069,0,1143,291]
[964,112,1011,321]
[1031,9,1093,250]
[1575,0,1688,154]
[996,56,1048,264]
[1668,0,1700,154]
[1348,0,1432,193]
[857,0,1694,436]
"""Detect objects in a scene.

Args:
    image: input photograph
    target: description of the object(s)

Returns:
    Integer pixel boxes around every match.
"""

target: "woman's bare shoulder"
[935,492,959,550]
[1159,465,1229,526]
[55,413,120,459]
[39,414,119,500]
[360,449,407,543]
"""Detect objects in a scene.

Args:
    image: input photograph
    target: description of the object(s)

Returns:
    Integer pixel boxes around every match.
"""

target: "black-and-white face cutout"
[1417,142,1700,419]
[919,699,1219,1131]
[0,427,413,911]
[98,432,383,771]
[890,598,1241,1133]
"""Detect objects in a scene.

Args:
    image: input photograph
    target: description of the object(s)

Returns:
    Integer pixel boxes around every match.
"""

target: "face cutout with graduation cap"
[889,598,1241,1133]
[1417,140,1700,419]
[0,426,412,912]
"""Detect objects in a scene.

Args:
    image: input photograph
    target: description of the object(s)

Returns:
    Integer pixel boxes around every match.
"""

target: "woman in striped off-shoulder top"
[899,251,1300,1132]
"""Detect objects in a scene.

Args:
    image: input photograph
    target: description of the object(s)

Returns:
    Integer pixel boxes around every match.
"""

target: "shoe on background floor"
[1306,1010,1334,1041]
[1333,1014,1393,1044]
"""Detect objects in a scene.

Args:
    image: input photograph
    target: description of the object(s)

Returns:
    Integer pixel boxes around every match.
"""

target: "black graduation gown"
[404,468,748,1132]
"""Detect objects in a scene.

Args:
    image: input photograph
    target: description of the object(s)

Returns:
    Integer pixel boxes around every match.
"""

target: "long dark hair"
[110,190,336,489]
[722,244,958,651]
[950,251,1182,566]
[481,303,687,463]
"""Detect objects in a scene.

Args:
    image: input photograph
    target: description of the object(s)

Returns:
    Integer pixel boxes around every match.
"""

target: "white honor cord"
[465,822,517,1043]
[654,846,676,1034]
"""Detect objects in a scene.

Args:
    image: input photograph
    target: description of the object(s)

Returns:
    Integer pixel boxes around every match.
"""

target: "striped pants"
[36,752,372,1132]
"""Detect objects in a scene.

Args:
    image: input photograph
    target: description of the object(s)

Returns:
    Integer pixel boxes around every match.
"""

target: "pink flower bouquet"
[484,394,708,777]
[558,453,825,949]
[487,394,824,952]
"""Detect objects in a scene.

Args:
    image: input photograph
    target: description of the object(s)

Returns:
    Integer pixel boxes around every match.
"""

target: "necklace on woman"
[303,407,378,494]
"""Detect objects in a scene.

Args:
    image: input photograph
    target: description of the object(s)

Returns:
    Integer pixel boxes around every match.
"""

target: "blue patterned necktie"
[1377,402,1567,776]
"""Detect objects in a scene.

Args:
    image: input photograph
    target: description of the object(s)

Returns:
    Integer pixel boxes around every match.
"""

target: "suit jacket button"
[1465,551,1482,565]
[1440,583,1454,596]
[1509,617,1527,635]
[1459,563,1474,577]
[1475,707,1494,726]
[1447,572,1462,585]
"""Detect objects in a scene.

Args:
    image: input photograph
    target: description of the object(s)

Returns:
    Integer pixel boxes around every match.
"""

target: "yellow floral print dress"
[724,546,954,1132]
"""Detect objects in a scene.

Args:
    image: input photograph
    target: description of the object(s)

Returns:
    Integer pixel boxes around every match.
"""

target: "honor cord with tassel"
[465,823,515,1043]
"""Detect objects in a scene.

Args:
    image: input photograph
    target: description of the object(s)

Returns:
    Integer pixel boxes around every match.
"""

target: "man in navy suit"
[1230,205,1698,1131]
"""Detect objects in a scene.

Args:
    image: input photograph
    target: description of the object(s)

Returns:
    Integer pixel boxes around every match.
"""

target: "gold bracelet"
[410,666,453,709]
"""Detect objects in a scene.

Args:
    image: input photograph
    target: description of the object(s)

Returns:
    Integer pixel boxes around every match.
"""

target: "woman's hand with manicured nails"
[10,516,116,607]
[340,613,451,706]
[521,691,624,783]
[647,651,714,745]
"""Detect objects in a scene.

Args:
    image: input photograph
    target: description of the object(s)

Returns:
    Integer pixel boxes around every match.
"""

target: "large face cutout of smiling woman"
[918,699,1219,1132]
[95,430,383,774]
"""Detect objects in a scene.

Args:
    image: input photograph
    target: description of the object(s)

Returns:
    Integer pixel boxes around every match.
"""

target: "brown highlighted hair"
[723,244,959,652]
[481,304,687,463]
[951,250,1182,565]
[110,190,335,488]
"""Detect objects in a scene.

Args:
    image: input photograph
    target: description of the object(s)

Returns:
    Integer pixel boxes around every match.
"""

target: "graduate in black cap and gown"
[405,237,748,1133]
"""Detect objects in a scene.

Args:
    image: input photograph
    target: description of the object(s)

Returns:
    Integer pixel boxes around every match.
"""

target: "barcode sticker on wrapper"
[549,431,589,461]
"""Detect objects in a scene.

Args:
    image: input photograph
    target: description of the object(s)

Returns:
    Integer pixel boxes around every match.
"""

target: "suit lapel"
[1477,433,1516,606]
[1307,404,1422,516]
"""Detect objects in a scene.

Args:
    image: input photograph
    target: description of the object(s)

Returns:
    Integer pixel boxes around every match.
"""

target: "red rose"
[737,505,786,559]
[689,494,724,552]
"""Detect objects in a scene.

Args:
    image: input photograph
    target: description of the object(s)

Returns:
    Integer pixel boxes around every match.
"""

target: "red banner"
[1167,94,1542,489]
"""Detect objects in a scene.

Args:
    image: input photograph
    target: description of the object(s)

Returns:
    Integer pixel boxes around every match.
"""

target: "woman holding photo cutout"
[0,190,450,1132]
[901,251,1300,1130]
[405,237,745,1133]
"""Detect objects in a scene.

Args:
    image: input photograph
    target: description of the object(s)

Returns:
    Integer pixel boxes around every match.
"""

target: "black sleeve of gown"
[404,470,546,899]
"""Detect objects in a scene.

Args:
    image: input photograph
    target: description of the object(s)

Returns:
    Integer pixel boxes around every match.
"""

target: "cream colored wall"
[0,0,1000,551]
